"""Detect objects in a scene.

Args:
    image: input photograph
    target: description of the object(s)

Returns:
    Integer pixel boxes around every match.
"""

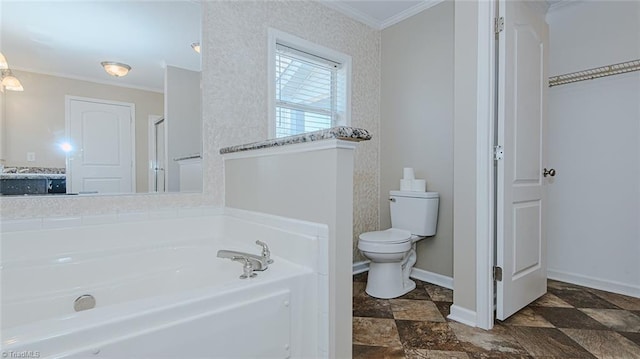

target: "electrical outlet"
[27,152,36,162]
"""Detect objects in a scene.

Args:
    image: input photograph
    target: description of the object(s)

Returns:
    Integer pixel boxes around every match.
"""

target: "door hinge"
[493,266,503,282]
[494,17,504,34]
[494,145,504,160]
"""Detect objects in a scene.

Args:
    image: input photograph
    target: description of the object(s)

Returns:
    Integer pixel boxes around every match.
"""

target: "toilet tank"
[389,191,439,236]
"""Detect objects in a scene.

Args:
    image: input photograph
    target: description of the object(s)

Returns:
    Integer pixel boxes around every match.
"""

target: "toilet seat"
[358,228,412,253]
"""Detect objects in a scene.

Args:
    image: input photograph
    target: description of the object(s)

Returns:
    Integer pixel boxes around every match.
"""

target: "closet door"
[496,0,549,320]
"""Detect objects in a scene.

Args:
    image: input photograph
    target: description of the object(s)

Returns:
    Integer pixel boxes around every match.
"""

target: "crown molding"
[320,0,446,30]
[319,1,381,29]
[380,0,446,29]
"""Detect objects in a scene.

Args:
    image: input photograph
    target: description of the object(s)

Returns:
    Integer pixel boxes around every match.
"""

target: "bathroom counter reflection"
[0,1,202,195]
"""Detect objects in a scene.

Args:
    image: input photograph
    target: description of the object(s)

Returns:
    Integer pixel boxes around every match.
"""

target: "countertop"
[1,173,66,180]
[220,126,372,155]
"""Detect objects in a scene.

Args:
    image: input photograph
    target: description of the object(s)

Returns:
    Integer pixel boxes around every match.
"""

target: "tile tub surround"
[352,273,640,358]
[219,126,372,154]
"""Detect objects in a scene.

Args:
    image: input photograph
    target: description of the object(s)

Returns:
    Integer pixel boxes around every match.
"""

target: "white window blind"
[275,43,340,138]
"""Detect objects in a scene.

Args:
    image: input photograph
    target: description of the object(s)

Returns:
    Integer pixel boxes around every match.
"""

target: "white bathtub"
[1,208,328,358]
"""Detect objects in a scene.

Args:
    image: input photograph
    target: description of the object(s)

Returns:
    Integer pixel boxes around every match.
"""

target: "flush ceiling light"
[0,52,8,70]
[0,52,23,91]
[1,70,24,91]
[191,42,201,53]
[101,61,131,77]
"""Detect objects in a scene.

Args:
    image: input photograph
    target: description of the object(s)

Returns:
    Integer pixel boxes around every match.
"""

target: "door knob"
[543,168,556,177]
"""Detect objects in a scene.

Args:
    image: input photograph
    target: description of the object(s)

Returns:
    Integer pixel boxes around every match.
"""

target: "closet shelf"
[549,59,640,87]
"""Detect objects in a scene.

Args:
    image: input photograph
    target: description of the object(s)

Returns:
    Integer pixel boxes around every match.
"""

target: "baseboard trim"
[548,269,640,298]
[352,262,455,291]
[353,260,370,275]
[410,268,454,290]
[448,305,477,327]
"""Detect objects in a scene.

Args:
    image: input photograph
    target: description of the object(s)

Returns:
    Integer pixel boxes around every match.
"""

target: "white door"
[67,97,135,194]
[496,0,549,320]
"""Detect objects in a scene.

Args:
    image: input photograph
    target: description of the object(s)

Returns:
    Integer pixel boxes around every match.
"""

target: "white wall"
[379,1,454,276]
[546,1,640,296]
[224,141,358,358]
[452,0,480,316]
[2,70,163,192]
[165,66,202,192]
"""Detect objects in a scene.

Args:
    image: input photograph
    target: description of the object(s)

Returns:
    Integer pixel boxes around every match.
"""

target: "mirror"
[0,1,202,195]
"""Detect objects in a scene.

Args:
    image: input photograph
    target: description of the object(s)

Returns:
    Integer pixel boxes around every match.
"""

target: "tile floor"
[353,272,640,358]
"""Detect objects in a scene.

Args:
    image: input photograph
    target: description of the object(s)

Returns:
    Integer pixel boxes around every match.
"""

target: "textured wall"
[1,1,381,265]
[202,1,381,261]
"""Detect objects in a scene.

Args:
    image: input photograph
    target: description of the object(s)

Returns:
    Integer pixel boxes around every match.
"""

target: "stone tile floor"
[353,272,640,358]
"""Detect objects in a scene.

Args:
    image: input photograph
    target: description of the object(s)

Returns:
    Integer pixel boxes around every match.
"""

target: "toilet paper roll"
[400,179,412,191]
[411,179,426,192]
[403,167,415,180]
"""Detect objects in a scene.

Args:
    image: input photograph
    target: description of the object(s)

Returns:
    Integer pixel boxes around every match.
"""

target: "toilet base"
[365,262,416,299]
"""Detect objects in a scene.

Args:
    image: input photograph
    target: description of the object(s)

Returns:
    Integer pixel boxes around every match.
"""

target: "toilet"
[358,190,439,299]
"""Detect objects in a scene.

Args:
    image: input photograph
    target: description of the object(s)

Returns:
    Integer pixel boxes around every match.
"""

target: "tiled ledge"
[219,126,372,154]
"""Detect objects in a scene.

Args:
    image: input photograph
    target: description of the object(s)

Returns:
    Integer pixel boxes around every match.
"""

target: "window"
[270,30,350,138]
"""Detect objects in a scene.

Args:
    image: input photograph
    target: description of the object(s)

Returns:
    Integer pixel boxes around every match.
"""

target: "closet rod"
[548,59,640,87]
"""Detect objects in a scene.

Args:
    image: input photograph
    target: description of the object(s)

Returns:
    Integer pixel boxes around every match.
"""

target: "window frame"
[268,28,352,139]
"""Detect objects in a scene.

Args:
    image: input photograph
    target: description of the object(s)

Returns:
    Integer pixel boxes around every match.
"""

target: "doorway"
[148,115,167,193]
[66,96,135,194]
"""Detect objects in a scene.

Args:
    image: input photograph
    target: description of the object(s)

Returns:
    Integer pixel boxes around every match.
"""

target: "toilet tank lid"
[390,190,439,199]
[359,228,412,243]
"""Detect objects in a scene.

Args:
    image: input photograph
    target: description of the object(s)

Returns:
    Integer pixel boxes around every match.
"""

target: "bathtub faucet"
[217,241,273,271]
[255,240,274,265]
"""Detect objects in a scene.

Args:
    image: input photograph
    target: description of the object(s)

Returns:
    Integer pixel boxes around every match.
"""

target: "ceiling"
[322,0,440,29]
[2,1,559,91]
[1,1,201,92]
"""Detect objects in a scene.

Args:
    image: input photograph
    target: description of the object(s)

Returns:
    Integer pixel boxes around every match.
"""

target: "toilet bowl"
[358,191,439,299]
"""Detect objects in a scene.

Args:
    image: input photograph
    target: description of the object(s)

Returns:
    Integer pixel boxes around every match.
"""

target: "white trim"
[475,0,497,331]
[222,139,358,161]
[13,66,163,94]
[267,28,352,139]
[379,1,447,29]
[352,260,370,275]
[319,1,381,29]
[447,305,477,327]
[320,0,446,30]
[351,262,455,290]
[548,269,640,298]
[410,268,454,290]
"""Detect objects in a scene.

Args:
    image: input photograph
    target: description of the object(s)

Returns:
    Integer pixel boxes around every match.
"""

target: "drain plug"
[74,294,96,312]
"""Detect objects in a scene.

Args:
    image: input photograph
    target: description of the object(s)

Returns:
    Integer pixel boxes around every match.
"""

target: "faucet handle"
[255,240,274,264]
[232,256,257,279]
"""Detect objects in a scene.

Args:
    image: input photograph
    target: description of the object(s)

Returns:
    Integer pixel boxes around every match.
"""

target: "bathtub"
[1,208,328,358]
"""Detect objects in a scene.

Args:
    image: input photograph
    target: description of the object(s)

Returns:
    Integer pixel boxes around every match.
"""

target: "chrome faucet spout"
[217,249,270,271]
